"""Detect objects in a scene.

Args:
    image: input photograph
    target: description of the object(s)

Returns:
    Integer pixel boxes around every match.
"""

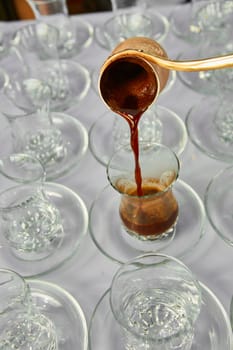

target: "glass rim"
[0,153,46,184]
[105,12,153,25]
[107,142,180,198]
[0,183,44,211]
[12,21,59,38]
[109,252,201,341]
[204,165,233,246]
[0,268,29,311]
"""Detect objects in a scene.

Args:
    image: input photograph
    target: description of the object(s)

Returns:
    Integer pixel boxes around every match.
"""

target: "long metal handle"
[111,49,233,71]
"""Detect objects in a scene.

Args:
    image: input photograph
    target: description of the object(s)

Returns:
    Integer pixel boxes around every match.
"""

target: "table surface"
[0,2,232,336]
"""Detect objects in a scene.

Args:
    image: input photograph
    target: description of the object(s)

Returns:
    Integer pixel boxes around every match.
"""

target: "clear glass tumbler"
[0,268,57,349]
[26,0,93,58]
[110,253,202,350]
[107,142,179,243]
[191,0,233,41]
[98,0,153,49]
[0,153,64,261]
[27,0,75,56]
[6,22,90,112]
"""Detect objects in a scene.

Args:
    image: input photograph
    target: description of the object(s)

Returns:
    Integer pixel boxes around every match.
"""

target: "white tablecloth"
[0,3,232,330]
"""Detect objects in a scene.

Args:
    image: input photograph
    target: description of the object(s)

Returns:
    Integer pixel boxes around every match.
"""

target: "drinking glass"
[210,42,233,145]
[205,166,233,331]
[0,268,57,349]
[2,85,88,181]
[8,105,68,173]
[110,253,202,350]
[107,142,179,244]
[0,153,64,261]
[6,22,90,112]
[95,0,169,50]
[191,0,233,35]
[26,0,93,58]
[184,35,233,162]
[171,0,233,44]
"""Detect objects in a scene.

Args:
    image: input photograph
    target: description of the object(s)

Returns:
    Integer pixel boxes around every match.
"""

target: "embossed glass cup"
[7,105,68,172]
[0,268,57,349]
[107,142,180,244]
[6,22,90,112]
[0,153,64,261]
[95,0,155,51]
[110,253,202,350]
[3,78,89,181]
[26,0,93,58]
[27,0,76,58]
[191,0,233,36]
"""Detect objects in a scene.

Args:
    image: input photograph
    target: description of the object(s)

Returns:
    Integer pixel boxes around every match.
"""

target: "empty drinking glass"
[171,0,233,44]
[0,153,64,261]
[95,0,168,50]
[6,22,90,112]
[110,253,202,349]
[3,78,88,180]
[26,0,93,58]
[191,0,233,37]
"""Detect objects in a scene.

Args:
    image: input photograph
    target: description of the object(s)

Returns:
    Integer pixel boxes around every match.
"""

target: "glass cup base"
[186,96,233,163]
[89,180,205,264]
[0,182,88,277]
[120,223,176,252]
[89,284,233,350]
[89,105,187,167]
[10,233,63,262]
[28,279,88,350]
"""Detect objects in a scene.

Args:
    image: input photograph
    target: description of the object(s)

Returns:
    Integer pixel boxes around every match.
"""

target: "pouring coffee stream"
[99,37,233,198]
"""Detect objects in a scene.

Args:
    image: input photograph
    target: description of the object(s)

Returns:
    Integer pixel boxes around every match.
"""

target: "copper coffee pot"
[99,37,233,114]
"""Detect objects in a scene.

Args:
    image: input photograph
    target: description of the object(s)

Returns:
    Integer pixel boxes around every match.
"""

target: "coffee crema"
[116,177,179,237]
